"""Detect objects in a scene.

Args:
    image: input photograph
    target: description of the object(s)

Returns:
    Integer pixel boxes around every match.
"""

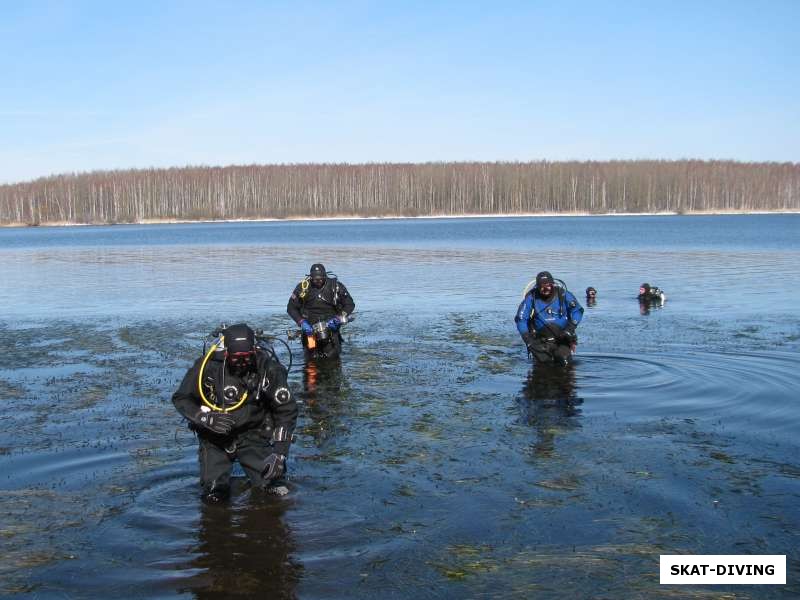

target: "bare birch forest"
[1,160,798,225]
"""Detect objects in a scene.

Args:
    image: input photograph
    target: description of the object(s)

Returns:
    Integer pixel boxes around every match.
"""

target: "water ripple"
[576,350,799,436]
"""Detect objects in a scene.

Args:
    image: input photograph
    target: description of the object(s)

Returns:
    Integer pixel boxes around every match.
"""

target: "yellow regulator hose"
[197,336,248,413]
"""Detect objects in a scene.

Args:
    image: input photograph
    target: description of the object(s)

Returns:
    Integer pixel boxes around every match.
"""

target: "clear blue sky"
[1,0,798,184]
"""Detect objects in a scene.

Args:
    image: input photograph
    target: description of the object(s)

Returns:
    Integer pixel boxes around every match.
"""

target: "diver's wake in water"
[564,350,800,437]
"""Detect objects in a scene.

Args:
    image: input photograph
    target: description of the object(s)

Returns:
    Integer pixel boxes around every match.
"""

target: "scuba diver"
[585,287,597,307]
[638,283,666,314]
[287,263,355,360]
[638,282,666,303]
[172,323,297,503]
[515,271,584,366]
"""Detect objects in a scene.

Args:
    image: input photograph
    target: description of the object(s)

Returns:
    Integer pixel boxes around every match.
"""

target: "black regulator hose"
[255,331,294,373]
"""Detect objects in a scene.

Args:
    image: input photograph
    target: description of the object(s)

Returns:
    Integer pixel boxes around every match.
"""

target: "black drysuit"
[638,287,665,302]
[287,277,355,358]
[172,349,297,497]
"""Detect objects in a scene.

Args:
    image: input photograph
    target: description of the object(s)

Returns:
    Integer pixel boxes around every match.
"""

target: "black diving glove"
[561,324,577,343]
[261,453,286,482]
[195,410,235,435]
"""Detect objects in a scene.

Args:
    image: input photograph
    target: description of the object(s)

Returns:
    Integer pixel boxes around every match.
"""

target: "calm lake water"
[1,214,799,598]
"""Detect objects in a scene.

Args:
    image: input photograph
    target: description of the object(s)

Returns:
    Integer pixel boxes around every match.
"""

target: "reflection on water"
[638,297,666,316]
[519,364,583,459]
[300,359,348,449]
[184,499,302,600]
[2,215,800,598]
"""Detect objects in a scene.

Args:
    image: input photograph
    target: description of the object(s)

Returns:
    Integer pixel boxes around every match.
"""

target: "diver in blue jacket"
[515,271,584,365]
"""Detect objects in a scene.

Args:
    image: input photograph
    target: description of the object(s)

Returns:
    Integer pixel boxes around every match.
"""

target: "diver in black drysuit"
[287,263,355,359]
[585,287,597,307]
[172,323,298,503]
[638,282,666,315]
[638,282,665,303]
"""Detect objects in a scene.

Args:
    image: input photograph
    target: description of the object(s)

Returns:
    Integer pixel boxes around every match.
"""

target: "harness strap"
[298,277,339,308]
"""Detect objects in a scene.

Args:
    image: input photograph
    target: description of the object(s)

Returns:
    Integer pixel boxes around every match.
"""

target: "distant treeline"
[1,160,798,225]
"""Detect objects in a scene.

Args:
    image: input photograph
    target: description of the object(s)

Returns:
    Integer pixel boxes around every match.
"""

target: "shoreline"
[2,209,798,228]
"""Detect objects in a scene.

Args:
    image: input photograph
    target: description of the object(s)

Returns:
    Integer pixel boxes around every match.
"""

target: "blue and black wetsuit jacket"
[515,286,584,339]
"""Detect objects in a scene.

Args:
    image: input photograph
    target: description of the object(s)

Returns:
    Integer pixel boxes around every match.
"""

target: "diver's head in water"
[585,287,597,300]
[536,271,555,299]
[224,323,256,374]
[309,263,327,289]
